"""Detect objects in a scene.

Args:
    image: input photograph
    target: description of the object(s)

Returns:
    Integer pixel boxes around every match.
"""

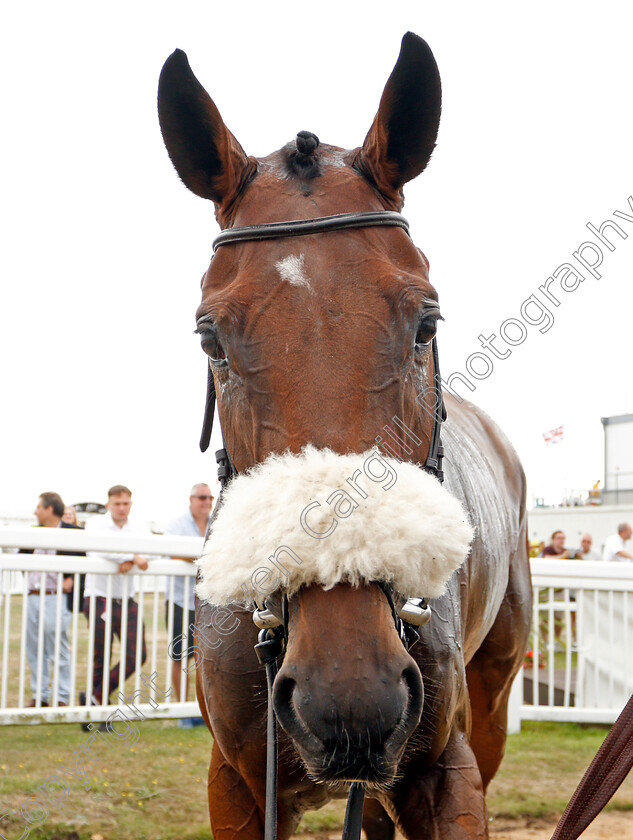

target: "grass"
[1,720,632,839]
[488,721,633,819]
[0,719,212,840]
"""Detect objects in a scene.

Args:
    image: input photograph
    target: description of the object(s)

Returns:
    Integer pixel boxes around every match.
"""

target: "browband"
[212,211,410,251]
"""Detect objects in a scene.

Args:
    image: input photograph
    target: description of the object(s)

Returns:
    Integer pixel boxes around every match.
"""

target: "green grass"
[298,803,349,834]
[0,719,212,840]
[488,721,633,819]
[1,720,632,839]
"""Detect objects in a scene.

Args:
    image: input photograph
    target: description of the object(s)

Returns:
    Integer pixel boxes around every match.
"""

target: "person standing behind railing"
[540,530,572,648]
[82,485,149,709]
[26,492,83,707]
[603,523,633,562]
[541,530,571,558]
[574,533,601,562]
[164,483,213,727]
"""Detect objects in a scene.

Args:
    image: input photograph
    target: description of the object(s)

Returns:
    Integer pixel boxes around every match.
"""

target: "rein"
[201,209,444,840]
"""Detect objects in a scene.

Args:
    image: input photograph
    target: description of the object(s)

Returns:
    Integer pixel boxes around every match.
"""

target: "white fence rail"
[515,558,633,725]
[2,531,633,727]
[0,528,204,725]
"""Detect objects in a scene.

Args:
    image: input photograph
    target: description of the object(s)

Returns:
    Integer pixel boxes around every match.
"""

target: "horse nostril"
[402,662,424,727]
[272,672,296,718]
[272,670,325,755]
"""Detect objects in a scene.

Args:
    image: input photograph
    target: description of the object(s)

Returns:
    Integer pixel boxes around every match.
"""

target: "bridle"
[196,209,633,840]
[211,209,410,249]
[201,209,446,482]
[199,209,445,840]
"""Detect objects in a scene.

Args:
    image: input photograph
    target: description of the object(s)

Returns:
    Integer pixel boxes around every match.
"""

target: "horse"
[158,32,531,840]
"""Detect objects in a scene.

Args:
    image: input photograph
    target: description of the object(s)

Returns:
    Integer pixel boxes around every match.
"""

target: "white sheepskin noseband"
[196,447,473,605]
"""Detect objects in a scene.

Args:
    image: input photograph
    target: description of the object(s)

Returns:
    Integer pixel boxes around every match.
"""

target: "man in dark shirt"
[541,530,573,645]
[542,530,570,558]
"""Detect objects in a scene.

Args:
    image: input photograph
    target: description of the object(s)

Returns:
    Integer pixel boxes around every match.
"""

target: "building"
[602,413,633,506]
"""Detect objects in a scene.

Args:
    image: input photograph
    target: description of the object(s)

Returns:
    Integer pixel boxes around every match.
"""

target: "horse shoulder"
[441,395,527,649]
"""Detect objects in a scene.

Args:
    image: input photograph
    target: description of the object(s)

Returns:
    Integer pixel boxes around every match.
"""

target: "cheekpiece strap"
[423,337,446,483]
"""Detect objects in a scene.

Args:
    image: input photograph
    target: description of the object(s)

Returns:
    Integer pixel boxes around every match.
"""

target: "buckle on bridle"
[253,607,284,630]
[252,591,432,647]
[398,597,431,627]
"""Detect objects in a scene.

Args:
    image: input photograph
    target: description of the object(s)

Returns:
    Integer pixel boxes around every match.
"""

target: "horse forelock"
[275,129,320,182]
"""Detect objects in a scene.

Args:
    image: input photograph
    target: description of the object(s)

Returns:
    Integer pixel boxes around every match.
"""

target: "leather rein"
[201,209,444,840]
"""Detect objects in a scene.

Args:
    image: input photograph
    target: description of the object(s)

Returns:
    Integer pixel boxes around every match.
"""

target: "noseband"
[201,209,445,840]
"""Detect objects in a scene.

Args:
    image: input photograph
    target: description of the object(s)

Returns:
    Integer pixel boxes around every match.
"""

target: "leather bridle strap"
[342,784,366,840]
[212,210,410,251]
[199,364,215,454]
[264,657,280,840]
[423,338,446,483]
[254,627,285,840]
[199,363,237,490]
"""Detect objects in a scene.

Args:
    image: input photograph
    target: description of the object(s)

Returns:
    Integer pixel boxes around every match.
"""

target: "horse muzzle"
[272,652,423,786]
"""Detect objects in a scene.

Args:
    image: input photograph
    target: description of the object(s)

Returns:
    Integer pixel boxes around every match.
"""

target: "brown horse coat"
[158,31,531,840]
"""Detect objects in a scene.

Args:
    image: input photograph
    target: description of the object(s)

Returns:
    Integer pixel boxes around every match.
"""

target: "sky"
[2,1,633,524]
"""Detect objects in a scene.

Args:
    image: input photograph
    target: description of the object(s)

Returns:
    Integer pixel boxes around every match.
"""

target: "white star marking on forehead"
[275,254,311,289]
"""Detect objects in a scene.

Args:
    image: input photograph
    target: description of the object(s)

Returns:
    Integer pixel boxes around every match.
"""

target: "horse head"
[158,34,471,788]
[158,32,441,466]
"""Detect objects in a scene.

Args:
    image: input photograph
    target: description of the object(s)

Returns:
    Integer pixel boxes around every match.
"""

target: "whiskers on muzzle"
[305,721,405,788]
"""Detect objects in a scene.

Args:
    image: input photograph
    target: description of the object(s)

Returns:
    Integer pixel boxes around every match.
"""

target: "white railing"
[3,531,633,727]
[515,558,633,725]
[0,528,204,725]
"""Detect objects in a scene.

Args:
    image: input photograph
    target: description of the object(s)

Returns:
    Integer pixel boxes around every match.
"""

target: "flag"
[542,425,564,445]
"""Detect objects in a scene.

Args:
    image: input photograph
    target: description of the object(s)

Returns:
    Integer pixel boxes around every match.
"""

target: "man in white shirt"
[164,483,213,714]
[82,485,149,705]
[603,523,633,562]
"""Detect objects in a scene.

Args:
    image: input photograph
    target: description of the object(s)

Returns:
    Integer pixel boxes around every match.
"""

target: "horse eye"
[196,324,228,367]
[415,316,438,349]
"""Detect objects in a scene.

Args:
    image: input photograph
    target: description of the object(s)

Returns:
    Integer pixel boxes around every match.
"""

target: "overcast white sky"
[2,1,632,523]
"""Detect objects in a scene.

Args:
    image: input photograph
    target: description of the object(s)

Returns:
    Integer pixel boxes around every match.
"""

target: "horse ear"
[158,49,253,205]
[359,32,441,199]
